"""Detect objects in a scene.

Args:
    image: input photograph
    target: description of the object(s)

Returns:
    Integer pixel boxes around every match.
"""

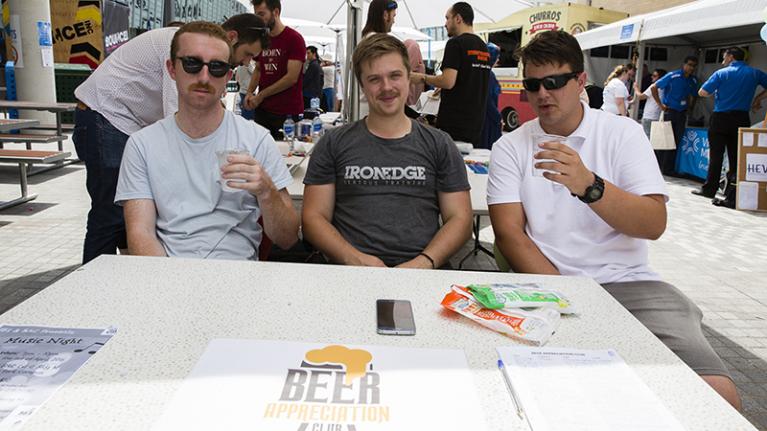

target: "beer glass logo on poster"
[263,345,392,428]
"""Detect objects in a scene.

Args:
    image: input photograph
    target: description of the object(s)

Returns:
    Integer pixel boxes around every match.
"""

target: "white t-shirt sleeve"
[642,86,652,98]
[605,79,628,108]
[115,135,154,205]
[487,133,524,205]
[612,122,669,201]
[617,80,629,99]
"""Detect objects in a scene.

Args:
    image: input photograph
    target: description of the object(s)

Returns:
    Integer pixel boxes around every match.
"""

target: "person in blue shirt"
[695,47,767,207]
[651,56,699,176]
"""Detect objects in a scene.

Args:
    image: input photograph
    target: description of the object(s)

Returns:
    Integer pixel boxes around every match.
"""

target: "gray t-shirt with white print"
[304,119,470,266]
[115,110,291,260]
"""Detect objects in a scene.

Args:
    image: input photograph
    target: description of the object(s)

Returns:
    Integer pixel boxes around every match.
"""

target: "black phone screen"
[376,299,416,335]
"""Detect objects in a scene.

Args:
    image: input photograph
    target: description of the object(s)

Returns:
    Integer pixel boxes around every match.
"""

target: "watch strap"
[573,173,605,204]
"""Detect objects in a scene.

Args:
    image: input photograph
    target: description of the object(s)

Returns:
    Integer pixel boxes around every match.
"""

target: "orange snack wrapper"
[441,285,560,345]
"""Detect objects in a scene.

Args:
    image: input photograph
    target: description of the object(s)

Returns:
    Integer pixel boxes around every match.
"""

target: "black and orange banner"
[102,0,129,57]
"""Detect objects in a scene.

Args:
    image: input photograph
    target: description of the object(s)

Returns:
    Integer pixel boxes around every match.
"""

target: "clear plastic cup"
[215,149,249,192]
[531,134,565,177]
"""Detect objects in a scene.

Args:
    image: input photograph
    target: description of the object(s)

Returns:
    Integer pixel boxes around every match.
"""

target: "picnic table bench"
[0,101,76,152]
[21,123,75,132]
[0,133,69,150]
[0,149,70,210]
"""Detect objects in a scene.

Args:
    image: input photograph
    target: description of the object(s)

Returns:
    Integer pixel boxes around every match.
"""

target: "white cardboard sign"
[745,153,767,182]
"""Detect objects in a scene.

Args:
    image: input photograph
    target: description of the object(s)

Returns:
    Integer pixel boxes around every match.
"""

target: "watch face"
[588,188,602,200]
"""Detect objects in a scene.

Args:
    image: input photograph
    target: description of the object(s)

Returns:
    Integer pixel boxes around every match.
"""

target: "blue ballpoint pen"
[497,359,525,420]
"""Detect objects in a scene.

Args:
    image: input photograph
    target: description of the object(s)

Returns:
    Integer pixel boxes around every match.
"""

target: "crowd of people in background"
[596,47,767,209]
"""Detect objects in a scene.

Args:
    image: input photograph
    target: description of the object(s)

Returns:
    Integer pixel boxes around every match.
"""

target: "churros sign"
[264,345,391,430]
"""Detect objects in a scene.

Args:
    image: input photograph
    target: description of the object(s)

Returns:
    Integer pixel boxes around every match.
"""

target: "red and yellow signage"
[50,0,103,68]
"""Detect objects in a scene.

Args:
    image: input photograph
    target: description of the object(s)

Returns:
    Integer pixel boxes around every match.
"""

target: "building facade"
[584,0,693,16]
[127,0,247,34]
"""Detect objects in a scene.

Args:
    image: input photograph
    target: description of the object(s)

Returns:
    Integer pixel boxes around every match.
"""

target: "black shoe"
[691,188,716,198]
[712,198,735,209]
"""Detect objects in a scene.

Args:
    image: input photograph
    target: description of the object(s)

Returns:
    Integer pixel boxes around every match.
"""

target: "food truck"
[479,4,627,130]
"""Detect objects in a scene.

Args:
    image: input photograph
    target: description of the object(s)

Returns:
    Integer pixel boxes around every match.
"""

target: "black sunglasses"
[178,56,231,78]
[522,72,580,92]
[386,1,398,10]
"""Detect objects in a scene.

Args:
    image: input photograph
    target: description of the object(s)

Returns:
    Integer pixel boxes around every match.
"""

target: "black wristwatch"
[572,173,605,204]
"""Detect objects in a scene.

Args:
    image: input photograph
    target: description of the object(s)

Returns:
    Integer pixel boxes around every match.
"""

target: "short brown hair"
[517,30,584,76]
[222,14,270,50]
[251,0,280,11]
[170,21,232,62]
[352,33,410,82]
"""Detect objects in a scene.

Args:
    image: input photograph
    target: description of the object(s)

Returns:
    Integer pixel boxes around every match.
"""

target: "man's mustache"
[189,83,214,93]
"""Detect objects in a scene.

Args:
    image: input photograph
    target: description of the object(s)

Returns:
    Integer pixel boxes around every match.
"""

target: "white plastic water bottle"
[298,114,312,141]
[283,116,295,150]
[311,115,323,142]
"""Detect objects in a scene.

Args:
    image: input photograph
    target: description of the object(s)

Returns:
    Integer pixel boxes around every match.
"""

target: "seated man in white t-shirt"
[487,30,740,410]
[115,22,299,260]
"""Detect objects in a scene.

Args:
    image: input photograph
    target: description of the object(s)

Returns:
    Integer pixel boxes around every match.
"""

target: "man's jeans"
[72,107,129,264]
[239,93,255,120]
[322,88,335,112]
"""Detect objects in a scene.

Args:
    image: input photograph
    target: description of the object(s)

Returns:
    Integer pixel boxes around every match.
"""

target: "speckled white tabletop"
[1,255,754,430]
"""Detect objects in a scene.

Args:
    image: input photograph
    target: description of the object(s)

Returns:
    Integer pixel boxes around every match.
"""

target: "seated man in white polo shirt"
[487,30,740,409]
[115,22,299,260]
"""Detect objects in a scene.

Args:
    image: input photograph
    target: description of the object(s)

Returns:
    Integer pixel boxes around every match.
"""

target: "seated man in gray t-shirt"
[302,34,472,269]
[115,22,299,259]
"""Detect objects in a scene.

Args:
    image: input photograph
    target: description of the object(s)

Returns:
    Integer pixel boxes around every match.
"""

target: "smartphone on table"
[376,299,416,336]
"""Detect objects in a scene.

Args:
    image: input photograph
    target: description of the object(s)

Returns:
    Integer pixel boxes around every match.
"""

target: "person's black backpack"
[585,84,603,110]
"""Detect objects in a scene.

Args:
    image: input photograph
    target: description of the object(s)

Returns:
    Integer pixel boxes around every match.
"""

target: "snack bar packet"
[441,285,560,345]
[466,283,575,314]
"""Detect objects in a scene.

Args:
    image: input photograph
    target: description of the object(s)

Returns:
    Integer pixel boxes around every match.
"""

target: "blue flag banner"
[676,127,709,180]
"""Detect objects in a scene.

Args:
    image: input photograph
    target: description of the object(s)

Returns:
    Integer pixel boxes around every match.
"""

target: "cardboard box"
[737,128,767,212]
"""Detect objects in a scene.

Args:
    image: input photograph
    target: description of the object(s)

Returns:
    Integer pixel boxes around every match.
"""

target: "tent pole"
[631,40,645,121]
[327,0,347,24]
[401,0,419,29]
[344,0,363,122]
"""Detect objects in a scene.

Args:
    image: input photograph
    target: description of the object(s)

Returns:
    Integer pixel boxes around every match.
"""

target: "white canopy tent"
[576,0,767,51]
[272,0,524,29]
[574,0,767,120]
[284,17,432,51]
[419,40,449,65]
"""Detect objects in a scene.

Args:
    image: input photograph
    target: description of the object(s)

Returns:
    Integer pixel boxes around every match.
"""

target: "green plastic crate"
[55,63,92,124]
